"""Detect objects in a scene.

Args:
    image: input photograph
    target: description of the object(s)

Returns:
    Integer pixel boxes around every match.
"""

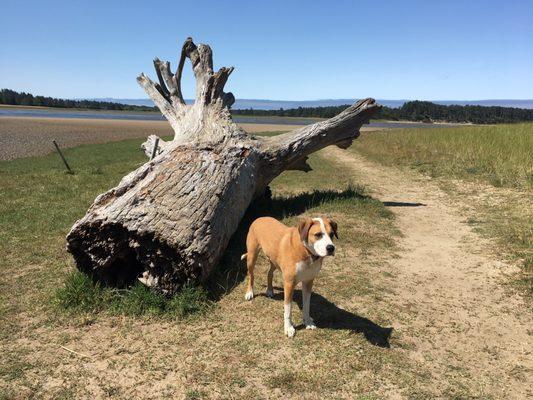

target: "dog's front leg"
[266,262,276,298]
[283,280,296,338]
[302,279,316,329]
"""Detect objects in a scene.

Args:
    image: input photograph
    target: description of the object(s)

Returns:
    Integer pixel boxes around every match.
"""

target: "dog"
[241,216,338,337]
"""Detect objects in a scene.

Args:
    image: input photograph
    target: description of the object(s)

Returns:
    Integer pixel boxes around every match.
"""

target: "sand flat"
[0,117,309,161]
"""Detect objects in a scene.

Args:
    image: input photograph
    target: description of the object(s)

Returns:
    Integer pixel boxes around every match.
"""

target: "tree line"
[0,89,156,111]
[3,89,532,124]
[232,100,533,124]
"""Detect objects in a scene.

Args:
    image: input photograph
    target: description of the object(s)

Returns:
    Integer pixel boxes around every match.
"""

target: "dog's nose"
[326,244,335,254]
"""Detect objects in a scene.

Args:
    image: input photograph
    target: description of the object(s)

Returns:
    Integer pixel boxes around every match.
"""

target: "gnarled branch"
[137,73,182,129]
[137,37,235,139]
[153,58,185,107]
[258,98,379,181]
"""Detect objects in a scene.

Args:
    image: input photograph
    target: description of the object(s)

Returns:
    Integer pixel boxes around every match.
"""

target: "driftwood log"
[66,37,379,294]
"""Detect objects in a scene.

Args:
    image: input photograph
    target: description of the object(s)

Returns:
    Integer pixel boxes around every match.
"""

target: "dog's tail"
[240,253,247,261]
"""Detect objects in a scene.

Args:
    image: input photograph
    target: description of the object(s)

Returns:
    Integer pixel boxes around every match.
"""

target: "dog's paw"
[265,288,274,298]
[284,324,296,338]
[244,291,254,301]
[304,318,316,330]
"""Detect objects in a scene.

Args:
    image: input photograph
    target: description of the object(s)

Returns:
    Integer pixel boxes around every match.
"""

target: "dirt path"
[328,147,532,398]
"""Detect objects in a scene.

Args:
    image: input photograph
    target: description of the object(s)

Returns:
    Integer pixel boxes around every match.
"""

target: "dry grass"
[440,178,533,298]
[352,123,533,189]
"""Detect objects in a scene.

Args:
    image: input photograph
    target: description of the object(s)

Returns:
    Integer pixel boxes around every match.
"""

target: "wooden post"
[150,137,160,160]
[53,140,73,173]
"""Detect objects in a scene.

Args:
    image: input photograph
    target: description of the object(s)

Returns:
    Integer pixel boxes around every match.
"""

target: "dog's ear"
[298,217,313,242]
[329,218,338,239]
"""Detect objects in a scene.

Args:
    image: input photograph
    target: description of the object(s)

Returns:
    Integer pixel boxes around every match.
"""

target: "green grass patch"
[352,123,533,189]
[0,135,215,320]
[54,270,210,318]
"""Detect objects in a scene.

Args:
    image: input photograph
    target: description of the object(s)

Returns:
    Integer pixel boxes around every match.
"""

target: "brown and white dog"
[241,216,338,337]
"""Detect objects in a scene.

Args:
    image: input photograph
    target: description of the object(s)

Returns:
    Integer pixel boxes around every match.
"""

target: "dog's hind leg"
[244,232,259,301]
[266,262,276,298]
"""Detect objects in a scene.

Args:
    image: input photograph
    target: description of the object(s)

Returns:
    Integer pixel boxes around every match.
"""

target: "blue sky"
[1,0,531,100]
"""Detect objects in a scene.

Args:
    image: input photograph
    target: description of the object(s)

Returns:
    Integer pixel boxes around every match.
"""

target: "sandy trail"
[327,147,532,398]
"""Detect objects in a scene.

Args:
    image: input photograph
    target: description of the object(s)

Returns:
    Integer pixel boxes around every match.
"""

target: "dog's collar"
[303,241,321,262]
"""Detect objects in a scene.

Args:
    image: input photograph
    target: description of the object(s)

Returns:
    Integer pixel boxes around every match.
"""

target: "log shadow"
[207,187,368,298]
[262,288,392,348]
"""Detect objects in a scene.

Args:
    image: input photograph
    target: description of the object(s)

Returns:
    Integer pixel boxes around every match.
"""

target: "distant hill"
[231,100,533,124]
[3,89,533,124]
[0,89,155,112]
[92,98,533,110]
[85,96,533,123]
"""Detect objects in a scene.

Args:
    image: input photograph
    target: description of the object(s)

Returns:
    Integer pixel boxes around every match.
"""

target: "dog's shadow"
[209,186,393,347]
[264,287,393,348]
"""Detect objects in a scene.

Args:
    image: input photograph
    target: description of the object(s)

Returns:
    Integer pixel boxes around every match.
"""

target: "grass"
[0,133,394,320]
[2,130,524,398]
[352,123,533,296]
[0,135,213,319]
[453,181,532,296]
[55,270,210,318]
[0,135,424,398]
[352,123,533,189]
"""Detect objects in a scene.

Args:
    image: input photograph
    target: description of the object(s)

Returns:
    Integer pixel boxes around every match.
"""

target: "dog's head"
[298,217,338,257]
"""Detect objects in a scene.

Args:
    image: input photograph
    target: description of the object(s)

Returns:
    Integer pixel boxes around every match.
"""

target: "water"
[0,108,452,129]
[0,108,165,121]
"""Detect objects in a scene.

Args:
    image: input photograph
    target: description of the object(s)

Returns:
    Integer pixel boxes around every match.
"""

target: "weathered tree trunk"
[66,37,379,294]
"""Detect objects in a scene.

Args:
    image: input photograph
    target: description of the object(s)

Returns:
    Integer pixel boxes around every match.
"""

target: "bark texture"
[66,37,379,294]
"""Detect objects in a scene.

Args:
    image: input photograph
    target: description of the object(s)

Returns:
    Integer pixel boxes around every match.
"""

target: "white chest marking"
[295,258,323,283]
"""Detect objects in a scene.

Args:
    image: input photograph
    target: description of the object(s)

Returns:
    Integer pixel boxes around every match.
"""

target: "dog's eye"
[329,232,334,239]
[314,232,323,239]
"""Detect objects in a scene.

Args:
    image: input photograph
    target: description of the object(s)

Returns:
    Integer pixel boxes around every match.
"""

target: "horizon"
[4,87,533,109]
[1,1,532,101]
[90,96,533,102]
[4,86,533,109]
[88,97,533,110]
